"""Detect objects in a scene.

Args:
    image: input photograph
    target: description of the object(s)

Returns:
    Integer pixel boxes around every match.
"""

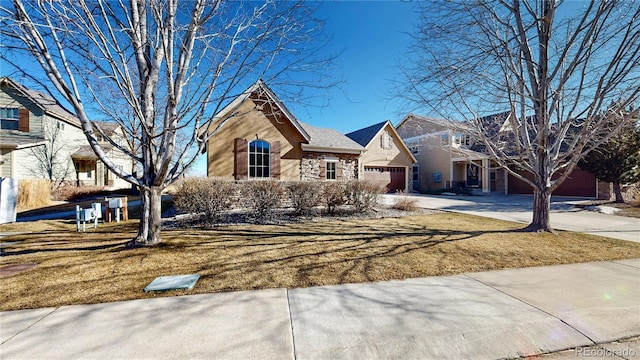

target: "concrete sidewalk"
[381,194,640,243]
[2,260,638,359]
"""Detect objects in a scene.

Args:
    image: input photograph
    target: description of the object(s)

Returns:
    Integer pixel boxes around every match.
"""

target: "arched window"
[249,140,270,178]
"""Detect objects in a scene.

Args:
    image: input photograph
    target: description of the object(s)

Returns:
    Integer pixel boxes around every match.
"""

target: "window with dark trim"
[0,108,19,130]
[249,140,270,178]
[326,161,337,180]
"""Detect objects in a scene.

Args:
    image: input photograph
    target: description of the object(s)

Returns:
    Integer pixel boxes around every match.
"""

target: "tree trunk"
[132,185,163,246]
[525,188,554,232]
[613,182,624,203]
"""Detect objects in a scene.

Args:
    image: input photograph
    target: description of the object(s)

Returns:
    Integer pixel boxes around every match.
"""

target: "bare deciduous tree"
[400,0,640,232]
[25,121,74,189]
[1,0,334,245]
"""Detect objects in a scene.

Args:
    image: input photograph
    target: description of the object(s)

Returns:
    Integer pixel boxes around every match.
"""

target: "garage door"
[363,167,406,193]
[508,168,596,197]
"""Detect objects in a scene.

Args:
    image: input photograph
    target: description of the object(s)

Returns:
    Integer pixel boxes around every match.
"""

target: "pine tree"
[579,120,640,203]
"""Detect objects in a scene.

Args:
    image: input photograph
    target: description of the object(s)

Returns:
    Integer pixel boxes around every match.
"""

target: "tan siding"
[413,135,451,191]
[0,149,12,177]
[0,86,44,136]
[207,99,305,180]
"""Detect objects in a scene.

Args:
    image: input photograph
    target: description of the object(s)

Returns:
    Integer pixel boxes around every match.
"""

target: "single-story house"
[199,80,416,191]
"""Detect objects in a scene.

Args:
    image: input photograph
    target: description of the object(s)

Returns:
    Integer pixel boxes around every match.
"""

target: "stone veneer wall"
[597,181,612,200]
[495,168,507,194]
[300,152,359,181]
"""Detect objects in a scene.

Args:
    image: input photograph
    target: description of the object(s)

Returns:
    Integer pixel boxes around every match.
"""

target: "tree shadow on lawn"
[168,224,521,288]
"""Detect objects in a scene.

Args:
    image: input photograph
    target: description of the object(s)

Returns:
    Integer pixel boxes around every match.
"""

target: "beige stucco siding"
[359,124,414,169]
[207,99,306,180]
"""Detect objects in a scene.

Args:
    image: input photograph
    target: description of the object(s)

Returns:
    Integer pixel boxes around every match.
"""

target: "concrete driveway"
[380,193,640,243]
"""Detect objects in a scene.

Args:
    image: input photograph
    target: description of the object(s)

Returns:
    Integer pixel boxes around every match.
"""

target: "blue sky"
[301,1,421,133]
[1,1,422,176]
[193,1,422,175]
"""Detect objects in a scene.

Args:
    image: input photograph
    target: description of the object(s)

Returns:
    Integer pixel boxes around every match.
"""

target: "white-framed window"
[381,131,392,149]
[453,132,470,146]
[0,108,19,130]
[249,139,270,178]
[57,121,65,130]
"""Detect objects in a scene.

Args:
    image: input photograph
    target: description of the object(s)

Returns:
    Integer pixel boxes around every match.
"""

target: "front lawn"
[1,212,639,311]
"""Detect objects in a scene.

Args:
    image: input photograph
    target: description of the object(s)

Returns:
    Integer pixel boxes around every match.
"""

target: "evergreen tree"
[580,120,640,203]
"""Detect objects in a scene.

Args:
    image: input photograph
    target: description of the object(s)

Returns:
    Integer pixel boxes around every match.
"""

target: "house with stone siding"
[200,80,365,183]
[200,80,416,191]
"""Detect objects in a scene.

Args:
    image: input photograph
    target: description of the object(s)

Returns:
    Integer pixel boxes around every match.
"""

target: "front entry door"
[466,163,479,187]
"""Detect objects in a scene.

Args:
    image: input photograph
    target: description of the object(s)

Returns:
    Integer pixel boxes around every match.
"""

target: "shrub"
[240,179,283,220]
[52,185,105,201]
[17,179,51,210]
[173,177,236,222]
[286,181,321,215]
[322,181,347,214]
[392,190,419,212]
[346,180,384,213]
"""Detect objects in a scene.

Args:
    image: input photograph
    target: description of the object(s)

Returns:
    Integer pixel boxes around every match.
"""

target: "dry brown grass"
[17,179,51,211]
[1,213,640,311]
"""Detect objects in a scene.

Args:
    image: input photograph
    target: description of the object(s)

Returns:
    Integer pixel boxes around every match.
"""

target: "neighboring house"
[0,77,132,189]
[199,80,415,191]
[397,114,491,194]
[396,113,610,198]
[346,120,416,192]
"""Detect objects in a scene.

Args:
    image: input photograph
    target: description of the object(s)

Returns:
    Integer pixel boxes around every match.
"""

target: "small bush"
[322,181,347,214]
[286,181,321,215]
[240,179,283,220]
[392,191,419,212]
[346,180,384,213]
[52,185,106,201]
[173,177,236,222]
[17,179,51,210]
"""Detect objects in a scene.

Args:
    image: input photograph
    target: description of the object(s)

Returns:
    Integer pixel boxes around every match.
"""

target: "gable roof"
[347,120,417,163]
[199,79,310,141]
[299,122,365,153]
[0,77,81,127]
[345,121,387,147]
[396,113,454,132]
[93,121,120,136]
[202,80,365,154]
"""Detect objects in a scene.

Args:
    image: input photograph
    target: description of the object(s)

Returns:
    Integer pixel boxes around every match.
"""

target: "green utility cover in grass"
[144,274,200,292]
